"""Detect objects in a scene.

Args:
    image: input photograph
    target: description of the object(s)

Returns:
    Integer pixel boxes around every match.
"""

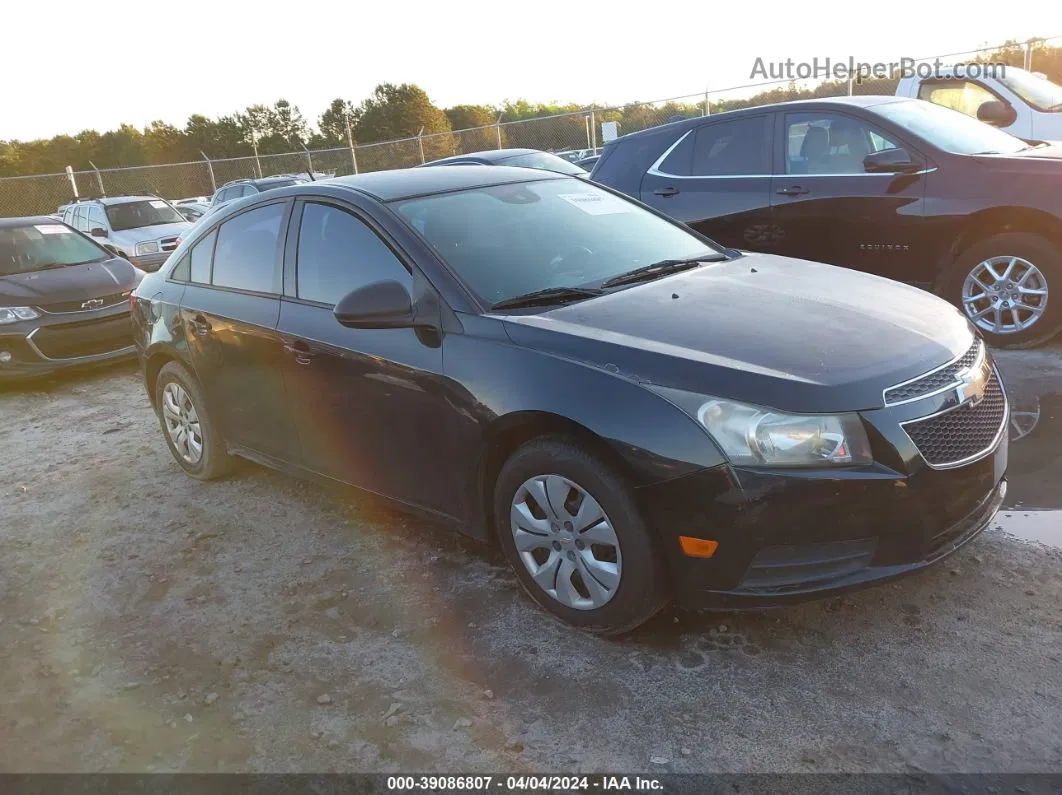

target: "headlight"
[651,387,872,467]
[0,306,40,325]
[135,241,160,256]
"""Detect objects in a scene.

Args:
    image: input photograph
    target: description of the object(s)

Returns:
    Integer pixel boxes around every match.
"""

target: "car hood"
[110,221,190,242]
[498,253,973,414]
[0,257,141,305]
[974,143,1062,168]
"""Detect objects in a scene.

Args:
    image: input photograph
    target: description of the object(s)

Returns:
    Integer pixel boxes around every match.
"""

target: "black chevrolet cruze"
[131,166,1008,634]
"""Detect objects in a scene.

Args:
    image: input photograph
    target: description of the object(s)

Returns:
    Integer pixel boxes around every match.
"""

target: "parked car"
[896,66,1062,142]
[591,95,1062,348]
[574,154,600,171]
[208,176,311,214]
[131,166,1007,634]
[173,201,210,223]
[60,196,191,272]
[422,148,587,176]
[0,216,142,379]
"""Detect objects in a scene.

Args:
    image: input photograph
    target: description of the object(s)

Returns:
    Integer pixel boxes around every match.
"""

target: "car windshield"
[497,152,588,175]
[0,223,107,275]
[393,178,720,307]
[997,68,1062,112]
[875,99,1029,155]
[105,200,186,231]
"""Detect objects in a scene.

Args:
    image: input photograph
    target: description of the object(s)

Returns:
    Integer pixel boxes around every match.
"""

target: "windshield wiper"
[600,255,726,289]
[490,286,603,311]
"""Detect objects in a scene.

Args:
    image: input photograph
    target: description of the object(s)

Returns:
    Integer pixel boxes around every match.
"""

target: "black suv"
[0,216,142,379]
[208,175,310,214]
[591,96,1062,348]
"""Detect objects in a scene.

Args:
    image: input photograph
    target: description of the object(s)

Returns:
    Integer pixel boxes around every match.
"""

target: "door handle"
[653,186,680,197]
[775,185,809,196]
[284,340,315,365]
[190,314,212,335]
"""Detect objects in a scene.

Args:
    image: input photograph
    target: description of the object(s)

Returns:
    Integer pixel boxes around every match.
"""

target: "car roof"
[322,165,567,201]
[0,215,64,228]
[615,95,913,141]
[94,195,161,205]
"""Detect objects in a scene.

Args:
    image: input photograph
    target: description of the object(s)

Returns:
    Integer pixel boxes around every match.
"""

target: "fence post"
[496,115,503,150]
[590,108,597,151]
[345,114,359,174]
[417,127,426,164]
[250,130,263,178]
[1023,39,1033,71]
[65,165,79,201]
[302,144,313,177]
[584,115,592,151]
[200,152,217,193]
[88,161,105,197]
[847,75,854,95]
[703,90,710,116]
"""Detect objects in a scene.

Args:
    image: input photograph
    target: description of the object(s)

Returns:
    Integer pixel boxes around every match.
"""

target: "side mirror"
[90,227,107,237]
[334,280,415,329]
[863,148,922,174]
[976,99,1016,128]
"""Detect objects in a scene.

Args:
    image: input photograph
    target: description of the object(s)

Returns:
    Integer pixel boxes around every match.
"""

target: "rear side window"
[690,116,770,176]
[189,230,216,283]
[211,203,285,293]
[296,202,410,305]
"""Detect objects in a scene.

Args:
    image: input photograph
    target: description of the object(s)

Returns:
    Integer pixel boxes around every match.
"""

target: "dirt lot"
[1,351,1061,774]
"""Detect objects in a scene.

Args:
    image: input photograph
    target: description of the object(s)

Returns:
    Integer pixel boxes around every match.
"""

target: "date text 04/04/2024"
[385,775,664,791]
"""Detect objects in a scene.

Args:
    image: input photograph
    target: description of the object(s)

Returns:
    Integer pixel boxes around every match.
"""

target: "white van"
[896,66,1062,142]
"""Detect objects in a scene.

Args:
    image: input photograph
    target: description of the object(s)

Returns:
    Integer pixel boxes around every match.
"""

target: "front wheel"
[493,437,667,635]
[942,232,1062,349]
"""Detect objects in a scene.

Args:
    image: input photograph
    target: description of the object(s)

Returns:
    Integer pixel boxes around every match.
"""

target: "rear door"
[638,114,775,250]
[174,199,301,463]
[769,110,928,280]
[277,197,456,515]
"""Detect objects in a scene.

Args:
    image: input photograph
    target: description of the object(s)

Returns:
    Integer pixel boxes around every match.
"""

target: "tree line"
[2,40,1058,178]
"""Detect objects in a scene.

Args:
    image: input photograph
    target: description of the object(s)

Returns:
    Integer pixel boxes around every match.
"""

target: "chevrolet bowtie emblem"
[955,365,987,408]
[81,298,104,310]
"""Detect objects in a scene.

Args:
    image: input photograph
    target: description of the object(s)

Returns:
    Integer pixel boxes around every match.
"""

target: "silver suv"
[61,196,192,272]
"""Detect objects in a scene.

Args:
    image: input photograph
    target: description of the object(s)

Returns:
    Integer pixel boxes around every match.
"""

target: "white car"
[61,196,191,272]
[896,66,1062,142]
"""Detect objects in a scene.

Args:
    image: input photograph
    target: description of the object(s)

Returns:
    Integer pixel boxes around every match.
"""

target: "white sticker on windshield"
[149,200,169,209]
[34,224,73,235]
[558,192,632,215]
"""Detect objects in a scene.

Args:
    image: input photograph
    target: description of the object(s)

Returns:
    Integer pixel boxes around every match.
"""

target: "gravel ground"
[1,352,1061,774]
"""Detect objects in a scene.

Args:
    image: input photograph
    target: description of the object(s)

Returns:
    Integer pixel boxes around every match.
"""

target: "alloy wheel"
[161,382,204,465]
[962,255,1048,335]
[510,474,622,610]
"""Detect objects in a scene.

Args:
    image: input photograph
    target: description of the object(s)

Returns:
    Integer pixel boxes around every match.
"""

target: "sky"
[3,0,1060,141]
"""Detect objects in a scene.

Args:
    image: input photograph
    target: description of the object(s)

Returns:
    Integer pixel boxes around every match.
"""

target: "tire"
[940,232,1062,349]
[493,436,667,635]
[154,361,233,480]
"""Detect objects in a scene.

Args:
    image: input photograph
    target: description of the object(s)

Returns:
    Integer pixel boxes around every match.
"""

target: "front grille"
[160,236,179,252]
[903,370,1007,467]
[738,538,878,592]
[884,339,982,405]
[37,291,130,314]
[30,314,133,359]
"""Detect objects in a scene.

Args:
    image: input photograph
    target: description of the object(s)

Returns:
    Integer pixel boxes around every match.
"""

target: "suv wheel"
[154,361,233,480]
[493,437,667,635]
[942,232,1062,348]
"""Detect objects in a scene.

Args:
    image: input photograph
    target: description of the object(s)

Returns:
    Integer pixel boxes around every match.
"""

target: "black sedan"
[422,148,587,176]
[591,96,1062,349]
[131,167,1008,634]
[0,217,142,380]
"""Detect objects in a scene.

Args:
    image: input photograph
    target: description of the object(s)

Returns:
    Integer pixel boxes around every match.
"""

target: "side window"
[918,80,997,119]
[63,207,75,225]
[75,206,90,231]
[785,113,902,175]
[215,187,233,204]
[240,185,257,197]
[89,206,107,231]
[189,230,216,283]
[689,117,770,176]
[171,253,191,281]
[296,202,411,305]
[656,130,696,175]
[212,203,285,293]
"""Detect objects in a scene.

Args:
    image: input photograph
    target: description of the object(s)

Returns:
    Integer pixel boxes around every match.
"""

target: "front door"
[277,199,457,516]
[769,111,928,281]
[639,114,776,251]
[177,200,301,462]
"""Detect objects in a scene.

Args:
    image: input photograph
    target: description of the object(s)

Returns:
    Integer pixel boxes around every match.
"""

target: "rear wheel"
[942,232,1062,349]
[154,361,233,480]
[493,437,667,635]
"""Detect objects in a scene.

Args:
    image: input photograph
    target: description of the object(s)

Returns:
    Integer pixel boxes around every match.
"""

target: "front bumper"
[0,304,136,380]
[638,412,1008,610]
[129,251,171,272]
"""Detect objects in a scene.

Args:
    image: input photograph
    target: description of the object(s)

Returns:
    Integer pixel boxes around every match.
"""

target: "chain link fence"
[0,40,1055,217]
